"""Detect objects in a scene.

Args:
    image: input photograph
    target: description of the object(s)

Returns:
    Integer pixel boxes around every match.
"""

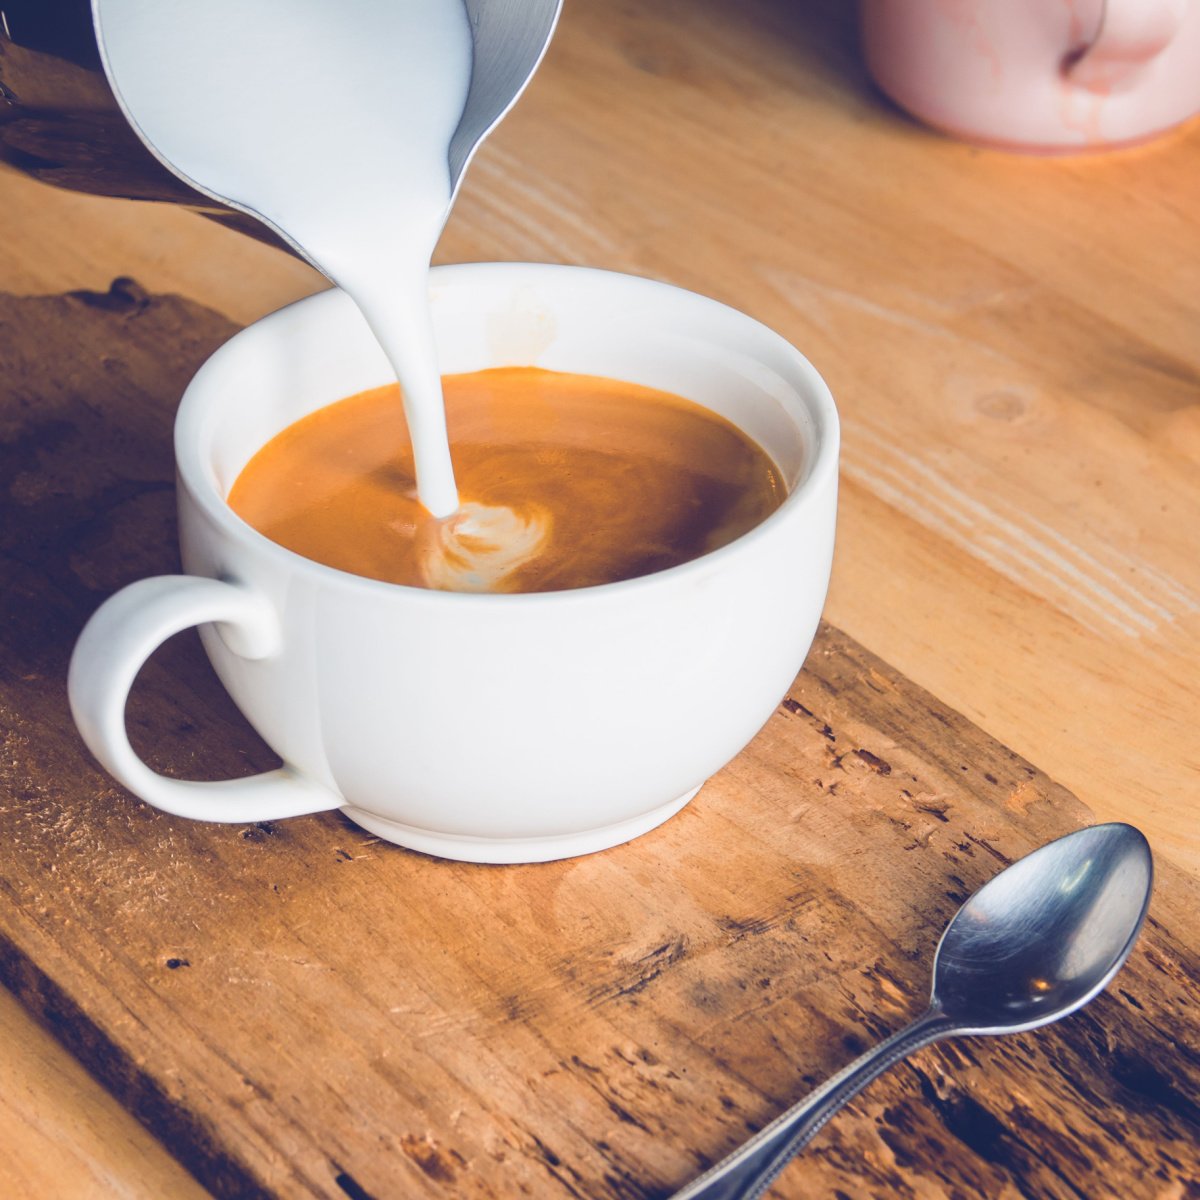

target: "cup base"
[341,785,703,864]
[884,100,1199,156]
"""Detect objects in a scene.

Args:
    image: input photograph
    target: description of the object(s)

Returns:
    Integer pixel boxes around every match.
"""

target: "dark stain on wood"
[1109,1049,1200,1128]
[0,932,273,1199]
[779,696,835,740]
[911,1069,1011,1163]
[398,1134,461,1184]
[853,748,892,774]
[591,936,690,1004]
[332,1167,380,1200]
[241,821,280,842]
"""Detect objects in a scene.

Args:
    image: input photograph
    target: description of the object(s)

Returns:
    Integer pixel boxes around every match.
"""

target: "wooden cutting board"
[1,282,1198,1200]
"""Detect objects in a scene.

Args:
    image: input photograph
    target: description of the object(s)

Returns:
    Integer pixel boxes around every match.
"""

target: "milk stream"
[95,0,472,518]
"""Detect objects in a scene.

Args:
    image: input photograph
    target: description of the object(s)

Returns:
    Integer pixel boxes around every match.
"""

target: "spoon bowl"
[933,822,1153,1033]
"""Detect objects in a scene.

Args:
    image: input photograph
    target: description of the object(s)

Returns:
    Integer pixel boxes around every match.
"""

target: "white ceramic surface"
[68,264,839,863]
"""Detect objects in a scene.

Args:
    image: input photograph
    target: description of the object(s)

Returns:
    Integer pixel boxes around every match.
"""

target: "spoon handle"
[671,1008,955,1200]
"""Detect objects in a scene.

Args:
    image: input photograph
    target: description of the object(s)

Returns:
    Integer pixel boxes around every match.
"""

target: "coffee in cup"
[228,367,786,594]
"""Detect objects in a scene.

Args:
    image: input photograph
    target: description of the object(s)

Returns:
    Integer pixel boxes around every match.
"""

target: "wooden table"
[2,1,1197,1195]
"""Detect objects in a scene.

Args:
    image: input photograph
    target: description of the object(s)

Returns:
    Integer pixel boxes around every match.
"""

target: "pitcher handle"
[1069,0,1187,90]
[69,575,342,823]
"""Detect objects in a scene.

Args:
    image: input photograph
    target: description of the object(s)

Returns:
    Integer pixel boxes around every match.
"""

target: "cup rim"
[176,262,839,606]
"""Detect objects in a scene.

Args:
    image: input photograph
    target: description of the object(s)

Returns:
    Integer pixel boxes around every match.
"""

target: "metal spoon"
[672,822,1153,1200]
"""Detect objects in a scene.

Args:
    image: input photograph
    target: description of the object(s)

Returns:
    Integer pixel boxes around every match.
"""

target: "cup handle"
[68,575,343,823]
[1068,0,1187,90]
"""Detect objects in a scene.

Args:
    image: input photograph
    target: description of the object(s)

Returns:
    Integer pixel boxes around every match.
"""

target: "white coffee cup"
[68,264,838,863]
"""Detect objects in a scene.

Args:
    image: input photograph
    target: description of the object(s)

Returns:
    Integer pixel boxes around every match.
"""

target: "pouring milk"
[95,0,554,584]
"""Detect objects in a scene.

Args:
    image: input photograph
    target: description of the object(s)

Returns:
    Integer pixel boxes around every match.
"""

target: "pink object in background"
[859,0,1200,152]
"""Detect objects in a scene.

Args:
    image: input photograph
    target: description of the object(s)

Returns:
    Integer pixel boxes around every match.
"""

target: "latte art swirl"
[418,502,551,592]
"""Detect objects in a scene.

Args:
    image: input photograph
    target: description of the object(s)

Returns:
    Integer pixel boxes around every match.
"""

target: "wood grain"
[0,984,208,1200]
[1,284,1198,1198]
[1,0,1198,1194]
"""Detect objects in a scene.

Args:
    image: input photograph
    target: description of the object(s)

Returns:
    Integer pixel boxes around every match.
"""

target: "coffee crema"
[227,367,785,593]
